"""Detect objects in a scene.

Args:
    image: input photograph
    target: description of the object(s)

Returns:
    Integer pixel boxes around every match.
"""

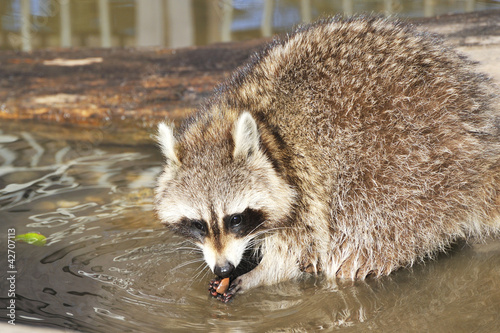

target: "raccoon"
[155,16,500,302]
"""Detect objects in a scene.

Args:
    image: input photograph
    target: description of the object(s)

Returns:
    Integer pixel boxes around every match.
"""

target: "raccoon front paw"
[208,277,243,303]
[208,277,222,297]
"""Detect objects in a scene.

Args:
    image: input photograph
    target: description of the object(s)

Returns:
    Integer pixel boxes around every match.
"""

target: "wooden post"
[136,0,165,47]
[98,0,111,47]
[166,0,194,48]
[424,0,435,17]
[300,0,312,23]
[261,0,274,37]
[220,0,233,42]
[21,0,32,51]
[60,0,72,47]
[343,0,354,16]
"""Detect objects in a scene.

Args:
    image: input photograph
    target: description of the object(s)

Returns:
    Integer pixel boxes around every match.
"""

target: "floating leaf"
[15,232,47,246]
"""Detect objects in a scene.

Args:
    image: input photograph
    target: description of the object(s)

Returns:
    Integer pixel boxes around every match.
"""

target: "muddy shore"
[1,10,499,145]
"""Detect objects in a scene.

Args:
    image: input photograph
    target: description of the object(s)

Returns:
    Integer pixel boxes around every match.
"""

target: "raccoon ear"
[157,122,180,165]
[233,112,260,159]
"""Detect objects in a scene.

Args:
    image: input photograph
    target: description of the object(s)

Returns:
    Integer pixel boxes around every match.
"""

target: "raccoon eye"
[230,214,243,228]
[191,220,206,233]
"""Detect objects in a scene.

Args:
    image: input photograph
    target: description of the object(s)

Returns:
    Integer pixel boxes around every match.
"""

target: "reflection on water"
[1,124,500,332]
[1,0,500,51]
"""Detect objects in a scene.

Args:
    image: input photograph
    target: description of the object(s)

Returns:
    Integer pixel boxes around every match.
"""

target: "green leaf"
[15,232,47,246]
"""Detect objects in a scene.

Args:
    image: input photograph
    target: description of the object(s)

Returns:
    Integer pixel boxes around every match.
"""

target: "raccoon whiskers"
[245,220,270,236]
[173,246,204,259]
[174,239,203,252]
[191,261,211,282]
[250,225,292,238]
[182,261,211,291]
[175,246,203,253]
[243,226,289,249]
[245,235,264,253]
[170,257,206,271]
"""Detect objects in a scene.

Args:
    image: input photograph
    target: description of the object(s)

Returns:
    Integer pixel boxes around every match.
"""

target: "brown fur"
[155,16,500,292]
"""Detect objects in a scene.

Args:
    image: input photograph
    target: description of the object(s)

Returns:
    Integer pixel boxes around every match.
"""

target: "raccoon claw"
[208,277,222,297]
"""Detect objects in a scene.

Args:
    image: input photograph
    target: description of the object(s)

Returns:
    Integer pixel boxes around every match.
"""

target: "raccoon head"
[155,111,296,278]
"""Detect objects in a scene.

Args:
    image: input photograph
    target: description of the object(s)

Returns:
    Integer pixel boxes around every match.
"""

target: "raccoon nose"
[214,262,235,278]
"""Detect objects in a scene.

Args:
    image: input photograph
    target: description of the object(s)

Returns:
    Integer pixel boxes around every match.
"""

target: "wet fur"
[155,16,500,294]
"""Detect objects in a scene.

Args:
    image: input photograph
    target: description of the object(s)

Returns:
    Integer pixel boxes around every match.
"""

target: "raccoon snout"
[214,262,235,278]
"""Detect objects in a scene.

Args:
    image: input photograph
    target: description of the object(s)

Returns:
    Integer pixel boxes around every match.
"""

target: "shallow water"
[1,124,500,332]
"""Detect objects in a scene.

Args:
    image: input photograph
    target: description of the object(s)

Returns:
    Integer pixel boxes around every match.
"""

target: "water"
[1,124,500,332]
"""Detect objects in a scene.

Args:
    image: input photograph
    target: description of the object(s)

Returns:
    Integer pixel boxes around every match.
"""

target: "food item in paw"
[216,278,230,294]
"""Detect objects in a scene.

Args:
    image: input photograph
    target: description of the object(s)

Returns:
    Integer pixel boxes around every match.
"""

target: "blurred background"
[1,0,500,52]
